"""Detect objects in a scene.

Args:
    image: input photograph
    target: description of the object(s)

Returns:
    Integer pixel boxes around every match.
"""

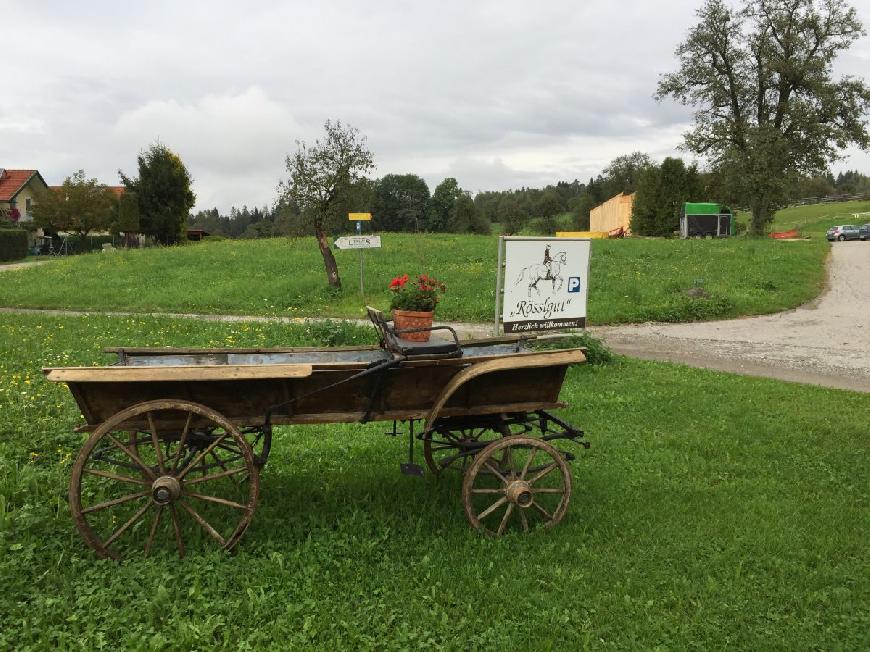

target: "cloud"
[106,88,301,208]
[1,0,868,210]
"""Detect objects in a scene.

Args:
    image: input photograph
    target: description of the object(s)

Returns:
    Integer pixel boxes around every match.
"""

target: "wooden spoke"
[208,450,243,485]
[423,421,507,476]
[437,452,465,470]
[178,431,231,480]
[104,501,151,547]
[463,436,572,536]
[91,455,142,474]
[146,413,165,474]
[497,503,515,535]
[183,466,248,486]
[477,496,507,521]
[70,400,259,560]
[501,445,514,475]
[178,501,226,546]
[483,460,508,484]
[531,501,554,521]
[170,504,185,558]
[171,412,193,473]
[106,434,156,480]
[82,490,149,514]
[83,468,149,486]
[527,462,558,485]
[144,506,163,557]
[184,490,249,511]
[520,447,537,479]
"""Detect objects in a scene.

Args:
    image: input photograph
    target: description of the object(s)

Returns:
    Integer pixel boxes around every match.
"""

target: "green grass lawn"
[1,313,867,649]
[736,198,870,234]
[0,231,828,325]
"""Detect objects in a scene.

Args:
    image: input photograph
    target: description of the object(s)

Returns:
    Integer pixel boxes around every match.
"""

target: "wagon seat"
[365,306,461,359]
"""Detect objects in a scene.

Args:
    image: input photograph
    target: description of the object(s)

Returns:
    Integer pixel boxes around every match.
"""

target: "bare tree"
[281,120,374,288]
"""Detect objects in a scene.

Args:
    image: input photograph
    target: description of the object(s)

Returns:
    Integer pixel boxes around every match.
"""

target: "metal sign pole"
[493,236,504,336]
[357,220,364,297]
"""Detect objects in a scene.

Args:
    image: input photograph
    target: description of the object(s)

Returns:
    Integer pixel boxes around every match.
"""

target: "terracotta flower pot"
[392,309,434,342]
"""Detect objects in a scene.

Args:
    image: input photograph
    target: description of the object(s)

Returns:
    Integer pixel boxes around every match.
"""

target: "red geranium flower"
[386,272,446,312]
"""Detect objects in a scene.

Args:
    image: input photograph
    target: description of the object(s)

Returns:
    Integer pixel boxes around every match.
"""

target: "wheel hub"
[506,480,533,507]
[151,475,181,505]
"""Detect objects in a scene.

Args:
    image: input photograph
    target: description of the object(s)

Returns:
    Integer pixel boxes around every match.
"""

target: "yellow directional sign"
[348,212,372,221]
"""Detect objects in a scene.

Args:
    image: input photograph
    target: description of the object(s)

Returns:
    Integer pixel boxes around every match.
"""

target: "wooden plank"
[423,350,585,433]
[43,364,314,383]
[67,382,97,424]
[72,401,568,431]
[103,345,380,355]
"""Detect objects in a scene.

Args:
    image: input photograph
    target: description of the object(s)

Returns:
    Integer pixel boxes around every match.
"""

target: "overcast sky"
[2,0,869,211]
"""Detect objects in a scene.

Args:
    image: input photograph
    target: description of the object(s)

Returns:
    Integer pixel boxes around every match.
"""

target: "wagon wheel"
[69,400,259,560]
[423,419,510,476]
[462,436,571,536]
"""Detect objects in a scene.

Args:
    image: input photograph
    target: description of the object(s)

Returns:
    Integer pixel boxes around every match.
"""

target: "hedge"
[0,229,28,262]
[42,234,116,254]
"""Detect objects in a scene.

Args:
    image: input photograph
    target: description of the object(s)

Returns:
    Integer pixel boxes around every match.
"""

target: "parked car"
[826,225,861,241]
[859,224,870,241]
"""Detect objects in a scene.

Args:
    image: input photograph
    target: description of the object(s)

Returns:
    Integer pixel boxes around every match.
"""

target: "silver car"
[826,225,861,241]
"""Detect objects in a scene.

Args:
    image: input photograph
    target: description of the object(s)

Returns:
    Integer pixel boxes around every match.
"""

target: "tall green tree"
[499,196,525,234]
[429,178,461,232]
[32,170,117,238]
[371,174,430,231]
[601,152,654,197]
[110,190,140,246]
[450,193,489,234]
[657,0,870,234]
[573,194,596,230]
[281,120,374,288]
[536,189,564,233]
[120,143,195,245]
[631,157,705,236]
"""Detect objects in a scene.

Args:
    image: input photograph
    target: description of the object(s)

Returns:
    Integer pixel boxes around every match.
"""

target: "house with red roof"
[0,168,49,223]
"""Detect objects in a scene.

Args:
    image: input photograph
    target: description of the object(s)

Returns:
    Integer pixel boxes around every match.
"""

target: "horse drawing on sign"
[514,250,568,297]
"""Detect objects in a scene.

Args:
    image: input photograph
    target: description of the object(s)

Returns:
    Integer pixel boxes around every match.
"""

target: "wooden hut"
[590,192,634,233]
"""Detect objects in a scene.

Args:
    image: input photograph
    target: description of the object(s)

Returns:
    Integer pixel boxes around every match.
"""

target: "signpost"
[334,235,382,250]
[343,213,377,297]
[495,236,591,334]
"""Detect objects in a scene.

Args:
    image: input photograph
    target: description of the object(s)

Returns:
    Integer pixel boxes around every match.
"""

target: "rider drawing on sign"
[514,245,567,297]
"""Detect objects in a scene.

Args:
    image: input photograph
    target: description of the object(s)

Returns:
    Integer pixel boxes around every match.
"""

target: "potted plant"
[388,273,447,342]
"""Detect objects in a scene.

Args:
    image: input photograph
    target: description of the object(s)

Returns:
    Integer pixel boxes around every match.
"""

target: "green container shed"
[680,202,733,238]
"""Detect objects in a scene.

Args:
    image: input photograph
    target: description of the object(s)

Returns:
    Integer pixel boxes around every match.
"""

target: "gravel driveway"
[2,245,867,392]
[594,242,870,392]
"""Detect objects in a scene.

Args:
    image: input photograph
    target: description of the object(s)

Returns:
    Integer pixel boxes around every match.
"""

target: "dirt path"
[1,244,867,393]
[0,260,51,272]
[595,242,870,393]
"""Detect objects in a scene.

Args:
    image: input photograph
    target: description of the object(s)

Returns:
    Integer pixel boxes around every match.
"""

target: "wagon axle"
[151,476,181,505]
[505,480,534,507]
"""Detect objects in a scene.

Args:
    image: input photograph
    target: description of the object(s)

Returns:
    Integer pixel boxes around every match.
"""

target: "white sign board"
[334,235,382,250]
[500,237,591,333]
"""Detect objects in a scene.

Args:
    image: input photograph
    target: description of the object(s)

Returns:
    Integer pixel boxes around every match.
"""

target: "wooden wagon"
[44,309,589,559]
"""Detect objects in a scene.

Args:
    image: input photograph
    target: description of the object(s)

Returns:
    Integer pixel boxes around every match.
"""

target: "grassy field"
[736,198,870,233]
[0,313,867,649]
[0,231,828,325]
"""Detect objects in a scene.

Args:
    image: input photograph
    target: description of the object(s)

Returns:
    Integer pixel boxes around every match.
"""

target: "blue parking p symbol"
[567,277,581,293]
